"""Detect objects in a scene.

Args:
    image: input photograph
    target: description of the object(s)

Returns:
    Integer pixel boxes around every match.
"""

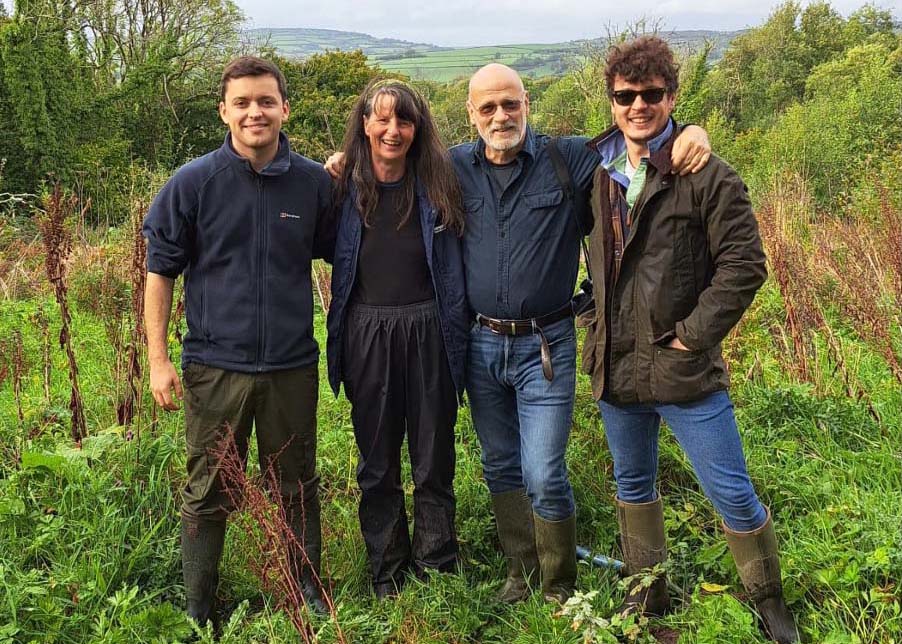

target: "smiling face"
[610,74,675,153]
[467,64,529,163]
[364,94,416,168]
[219,73,289,161]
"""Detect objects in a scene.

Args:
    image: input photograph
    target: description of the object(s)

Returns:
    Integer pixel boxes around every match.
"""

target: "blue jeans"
[598,390,767,532]
[467,317,576,521]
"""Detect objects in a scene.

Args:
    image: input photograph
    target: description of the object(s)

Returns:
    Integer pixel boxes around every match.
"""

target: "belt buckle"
[479,314,503,335]
[510,321,517,334]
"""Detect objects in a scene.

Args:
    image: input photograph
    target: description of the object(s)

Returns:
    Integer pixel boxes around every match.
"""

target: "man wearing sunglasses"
[581,37,799,642]
[451,63,712,605]
[325,63,712,604]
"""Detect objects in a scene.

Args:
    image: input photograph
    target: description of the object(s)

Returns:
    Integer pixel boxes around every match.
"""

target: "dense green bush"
[740,38,902,208]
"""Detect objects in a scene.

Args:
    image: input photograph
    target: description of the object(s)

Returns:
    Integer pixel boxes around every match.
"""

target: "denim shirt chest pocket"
[523,188,564,241]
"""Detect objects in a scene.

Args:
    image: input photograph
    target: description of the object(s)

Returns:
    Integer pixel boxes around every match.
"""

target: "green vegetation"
[251,27,742,82]
[1,1,901,642]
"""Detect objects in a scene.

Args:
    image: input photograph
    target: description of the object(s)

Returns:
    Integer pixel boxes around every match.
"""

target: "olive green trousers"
[181,362,320,521]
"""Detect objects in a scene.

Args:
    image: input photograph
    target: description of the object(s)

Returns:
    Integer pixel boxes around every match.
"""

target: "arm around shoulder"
[671,124,711,176]
[313,167,337,263]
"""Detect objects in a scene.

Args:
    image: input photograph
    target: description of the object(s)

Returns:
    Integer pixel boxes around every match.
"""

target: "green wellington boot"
[615,496,671,617]
[491,488,539,603]
[724,509,800,644]
[534,513,577,604]
[181,516,227,628]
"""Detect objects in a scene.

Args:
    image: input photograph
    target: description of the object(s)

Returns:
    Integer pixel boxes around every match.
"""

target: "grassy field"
[1,204,900,643]
[249,27,742,82]
[373,44,573,82]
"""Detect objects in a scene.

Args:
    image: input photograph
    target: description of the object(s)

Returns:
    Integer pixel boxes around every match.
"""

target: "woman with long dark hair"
[325,79,468,598]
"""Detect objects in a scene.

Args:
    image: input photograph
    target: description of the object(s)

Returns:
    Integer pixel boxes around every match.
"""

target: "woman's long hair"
[335,79,464,233]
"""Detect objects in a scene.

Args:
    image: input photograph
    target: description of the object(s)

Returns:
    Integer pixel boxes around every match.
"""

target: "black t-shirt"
[352,180,435,306]
[488,159,519,195]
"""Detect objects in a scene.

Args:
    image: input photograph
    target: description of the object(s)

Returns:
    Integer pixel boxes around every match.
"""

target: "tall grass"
[0,175,899,642]
[757,175,902,403]
[117,204,149,428]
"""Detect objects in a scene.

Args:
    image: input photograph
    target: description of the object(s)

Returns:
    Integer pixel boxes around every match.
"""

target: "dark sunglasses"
[610,87,668,106]
[475,99,523,117]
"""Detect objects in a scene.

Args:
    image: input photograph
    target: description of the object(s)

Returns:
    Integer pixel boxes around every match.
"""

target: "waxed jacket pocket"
[650,344,712,403]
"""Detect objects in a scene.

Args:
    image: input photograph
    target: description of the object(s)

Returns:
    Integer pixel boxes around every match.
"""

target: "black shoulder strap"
[548,137,592,282]
[547,136,574,202]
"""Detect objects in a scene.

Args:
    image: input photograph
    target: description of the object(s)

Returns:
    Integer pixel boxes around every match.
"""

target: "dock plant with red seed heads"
[36,185,87,444]
[210,429,347,643]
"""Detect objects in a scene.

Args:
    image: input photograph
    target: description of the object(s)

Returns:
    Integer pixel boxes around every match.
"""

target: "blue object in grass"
[576,545,625,572]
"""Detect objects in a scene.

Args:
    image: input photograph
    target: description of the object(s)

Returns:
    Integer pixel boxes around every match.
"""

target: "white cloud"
[235,0,896,46]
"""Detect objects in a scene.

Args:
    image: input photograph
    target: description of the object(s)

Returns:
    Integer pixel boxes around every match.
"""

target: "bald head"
[467,64,530,163]
[469,63,525,98]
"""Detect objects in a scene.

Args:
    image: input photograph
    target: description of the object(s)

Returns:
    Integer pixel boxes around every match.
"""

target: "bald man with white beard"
[326,64,711,603]
[452,63,711,605]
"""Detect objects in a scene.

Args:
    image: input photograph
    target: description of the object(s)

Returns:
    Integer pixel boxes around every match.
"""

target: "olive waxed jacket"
[581,125,767,404]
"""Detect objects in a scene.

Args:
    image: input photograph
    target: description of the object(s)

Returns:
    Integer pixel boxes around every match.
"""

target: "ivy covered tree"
[0,0,245,220]
[672,42,712,127]
[280,50,382,160]
[0,0,88,192]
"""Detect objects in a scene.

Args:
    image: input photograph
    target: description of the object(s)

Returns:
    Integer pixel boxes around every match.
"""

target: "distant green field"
[373,44,574,82]
[250,27,743,82]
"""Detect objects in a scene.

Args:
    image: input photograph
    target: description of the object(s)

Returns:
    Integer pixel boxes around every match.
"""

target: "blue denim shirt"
[449,127,599,319]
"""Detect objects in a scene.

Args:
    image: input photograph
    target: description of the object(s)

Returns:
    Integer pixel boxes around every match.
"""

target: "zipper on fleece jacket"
[255,175,265,372]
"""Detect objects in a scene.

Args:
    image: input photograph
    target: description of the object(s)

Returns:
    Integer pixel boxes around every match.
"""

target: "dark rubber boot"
[181,516,226,628]
[373,578,404,600]
[286,492,327,614]
[491,488,539,603]
[615,496,671,617]
[534,513,577,604]
[724,509,800,643]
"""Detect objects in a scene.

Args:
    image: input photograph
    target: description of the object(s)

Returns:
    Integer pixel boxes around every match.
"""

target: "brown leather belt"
[475,303,574,336]
[476,304,574,381]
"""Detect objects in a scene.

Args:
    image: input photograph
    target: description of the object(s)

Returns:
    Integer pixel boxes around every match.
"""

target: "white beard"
[478,124,525,153]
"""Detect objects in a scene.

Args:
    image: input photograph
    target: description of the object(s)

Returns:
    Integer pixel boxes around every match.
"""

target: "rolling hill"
[247,27,744,82]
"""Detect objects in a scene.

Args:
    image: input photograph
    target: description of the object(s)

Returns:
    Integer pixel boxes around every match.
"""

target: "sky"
[231,0,896,46]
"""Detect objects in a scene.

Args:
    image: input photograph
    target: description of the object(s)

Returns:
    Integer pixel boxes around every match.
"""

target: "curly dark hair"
[604,36,680,97]
[335,79,464,233]
[219,57,288,102]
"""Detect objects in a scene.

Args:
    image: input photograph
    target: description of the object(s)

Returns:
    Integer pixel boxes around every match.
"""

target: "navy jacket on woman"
[326,183,469,398]
[143,133,335,373]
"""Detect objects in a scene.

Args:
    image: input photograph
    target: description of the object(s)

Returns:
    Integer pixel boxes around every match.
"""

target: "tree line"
[0,0,899,222]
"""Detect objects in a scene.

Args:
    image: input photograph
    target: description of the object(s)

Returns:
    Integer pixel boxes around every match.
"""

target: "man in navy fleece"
[143,57,334,623]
